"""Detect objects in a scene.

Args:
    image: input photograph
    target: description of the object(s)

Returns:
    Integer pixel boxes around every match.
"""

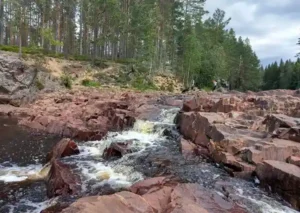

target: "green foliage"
[35,80,45,90]
[0,45,43,55]
[132,76,157,91]
[60,74,72,89]
[202,86,212,92]
[41,28,63,47]
[263,58,300,90]
[81,79,101,87]
[0,0,266,92]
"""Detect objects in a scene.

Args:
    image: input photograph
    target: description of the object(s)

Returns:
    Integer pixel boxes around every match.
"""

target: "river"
[0,108,298,213]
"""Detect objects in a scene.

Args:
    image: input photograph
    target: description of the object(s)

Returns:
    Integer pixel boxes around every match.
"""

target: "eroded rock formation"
[176,90,300,210]
[0,89,165,140]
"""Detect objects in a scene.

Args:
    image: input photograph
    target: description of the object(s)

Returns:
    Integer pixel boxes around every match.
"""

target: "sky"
[204,0,300,65]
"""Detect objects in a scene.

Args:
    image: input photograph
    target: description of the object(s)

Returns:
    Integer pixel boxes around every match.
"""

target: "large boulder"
[46,138,80,162]
[102,141,133,160]
[0,54,36,95]
[61,191,155,213]
[176,112,224,148]
[46,160,80,198]
[255,160,300,210]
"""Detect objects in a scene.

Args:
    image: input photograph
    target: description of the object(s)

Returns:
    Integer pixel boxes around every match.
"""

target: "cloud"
[204,0,300,65]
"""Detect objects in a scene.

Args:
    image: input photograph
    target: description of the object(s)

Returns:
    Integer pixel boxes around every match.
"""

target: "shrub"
[60,74,72,89]
[81,79,101,87]
[35,80,45,90]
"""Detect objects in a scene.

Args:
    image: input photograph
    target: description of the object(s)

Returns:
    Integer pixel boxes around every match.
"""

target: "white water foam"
[0,163,43,183]
[240,195,298,213]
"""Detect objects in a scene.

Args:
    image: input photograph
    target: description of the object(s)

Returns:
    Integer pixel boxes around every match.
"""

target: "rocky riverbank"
[176,89,300,210]
[1,55,300,212]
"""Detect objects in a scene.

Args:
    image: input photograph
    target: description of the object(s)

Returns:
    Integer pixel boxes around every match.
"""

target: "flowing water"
[0,108,299,213]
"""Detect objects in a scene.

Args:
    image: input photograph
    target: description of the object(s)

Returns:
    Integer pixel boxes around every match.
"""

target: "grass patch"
[202,86,212,92]
[60,74,72,89]
[81,79,101,87]
[132,76,157,91]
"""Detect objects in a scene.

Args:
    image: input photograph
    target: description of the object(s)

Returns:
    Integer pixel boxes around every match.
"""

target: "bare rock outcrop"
[176,90,300,209]
[62,177,248,213]
[3,89,162,140]
[0,52,61,105]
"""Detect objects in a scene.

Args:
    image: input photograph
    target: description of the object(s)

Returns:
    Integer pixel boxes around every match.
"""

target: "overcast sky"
[205,0,300,65]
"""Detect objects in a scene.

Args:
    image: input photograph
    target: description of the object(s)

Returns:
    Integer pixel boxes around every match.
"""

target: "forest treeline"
[0,0,298,91]
[262,59,300,90]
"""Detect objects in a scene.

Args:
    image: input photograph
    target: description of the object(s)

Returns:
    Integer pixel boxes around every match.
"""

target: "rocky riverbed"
[0,87,299,213]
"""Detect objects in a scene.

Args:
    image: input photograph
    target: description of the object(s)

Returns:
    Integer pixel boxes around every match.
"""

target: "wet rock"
[61,191,155,213]
[180,138,198,160]
[130,177,176,195]
[40,203,69,213]
[287,156,300,167]
[255,160,300,210]
[46,138,79,162]
[102,141,133,160]
[46,160,80,198]
[62,177,248,213]
[177,91,300,209]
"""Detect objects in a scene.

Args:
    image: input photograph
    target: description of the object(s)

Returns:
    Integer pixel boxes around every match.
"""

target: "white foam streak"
[239,195,298,213]
[0,164,43,183]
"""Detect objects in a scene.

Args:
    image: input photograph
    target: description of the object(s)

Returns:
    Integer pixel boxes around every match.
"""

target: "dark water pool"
[0,116,61,165]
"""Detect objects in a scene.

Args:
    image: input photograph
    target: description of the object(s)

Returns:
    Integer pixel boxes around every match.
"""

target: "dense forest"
[0,0,270,91]
[262,59,300,90]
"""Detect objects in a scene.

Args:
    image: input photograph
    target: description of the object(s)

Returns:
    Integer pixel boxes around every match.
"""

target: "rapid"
[0,108,298,213]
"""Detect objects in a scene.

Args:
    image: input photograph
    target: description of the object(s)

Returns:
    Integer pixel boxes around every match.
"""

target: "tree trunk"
[0,0,3,45]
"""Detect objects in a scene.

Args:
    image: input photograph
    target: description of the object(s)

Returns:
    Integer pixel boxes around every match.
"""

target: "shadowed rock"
[102,141,133,160]
[46,138,80,162]
[46,159,80,198]
[255,160,300,210]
